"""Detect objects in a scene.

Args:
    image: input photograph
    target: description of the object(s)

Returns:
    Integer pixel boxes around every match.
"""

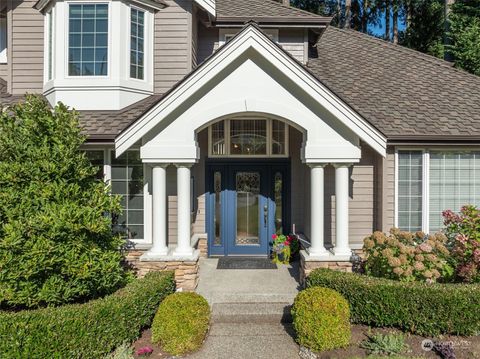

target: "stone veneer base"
[125,238,208,291]
[299,249,355,285]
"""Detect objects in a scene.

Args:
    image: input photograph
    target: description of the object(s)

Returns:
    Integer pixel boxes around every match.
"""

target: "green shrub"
[151,292,210,355]
[363,229,452,283]
[0,95,127,309]
[291,286,351,351]
[306,268,480,336]
[0,271,175,359]
[360,332,409,356]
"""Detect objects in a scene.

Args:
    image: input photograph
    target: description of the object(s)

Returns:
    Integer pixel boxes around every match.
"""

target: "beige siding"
[197,23,217,65]
[290,127,310,236]
[154,0,192,93]
[196,26,307,66]
[0,63,6,80]
[10,0,43,94]
[278,28,305,64]
[191,129,208,234]
[166,166,178,246]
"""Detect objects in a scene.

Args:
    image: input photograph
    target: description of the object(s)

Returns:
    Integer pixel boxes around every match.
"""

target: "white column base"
[332,247,352,257]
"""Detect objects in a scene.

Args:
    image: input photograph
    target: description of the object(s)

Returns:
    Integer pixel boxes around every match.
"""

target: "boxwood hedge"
[306,269,480,336]
[0,271,175,359]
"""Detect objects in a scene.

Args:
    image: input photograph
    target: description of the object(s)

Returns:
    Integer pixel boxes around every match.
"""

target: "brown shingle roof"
[308,27,480,140]
[78,94,163,140]
[215,0,331,25]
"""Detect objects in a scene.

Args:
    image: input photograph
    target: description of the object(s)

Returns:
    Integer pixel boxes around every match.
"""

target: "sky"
[370,13,407,37]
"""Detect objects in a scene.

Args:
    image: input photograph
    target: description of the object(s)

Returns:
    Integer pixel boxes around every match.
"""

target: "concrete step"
[212,302,293,323]
[203,292,297,305]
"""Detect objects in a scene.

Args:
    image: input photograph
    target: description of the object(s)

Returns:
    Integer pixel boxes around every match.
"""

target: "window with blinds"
[429,151,480,232]
[397,151,423,232]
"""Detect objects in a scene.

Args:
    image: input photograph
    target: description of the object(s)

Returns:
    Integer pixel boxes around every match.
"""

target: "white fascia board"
[194,0,215,17]
[115,25,387,157]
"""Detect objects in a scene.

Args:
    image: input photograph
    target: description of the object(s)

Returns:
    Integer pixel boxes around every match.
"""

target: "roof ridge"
[327,26,480,82]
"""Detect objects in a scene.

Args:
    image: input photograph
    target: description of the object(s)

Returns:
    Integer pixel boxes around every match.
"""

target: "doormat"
[217,257,277,269]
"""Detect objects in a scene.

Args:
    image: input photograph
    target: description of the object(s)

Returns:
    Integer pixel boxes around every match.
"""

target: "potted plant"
[271,234,300,264]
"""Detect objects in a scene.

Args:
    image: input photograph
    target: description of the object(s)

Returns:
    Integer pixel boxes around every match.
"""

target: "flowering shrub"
[363,229,452,282]
[443,205,480,283]
[136,346,153,357]
[271,234,299,264]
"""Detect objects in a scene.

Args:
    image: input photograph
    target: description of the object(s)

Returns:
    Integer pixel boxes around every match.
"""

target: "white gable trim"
[115,24,387,157]
[194,0,215,17]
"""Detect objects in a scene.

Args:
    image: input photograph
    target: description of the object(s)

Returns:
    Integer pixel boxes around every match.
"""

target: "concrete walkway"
[188,258,301,359]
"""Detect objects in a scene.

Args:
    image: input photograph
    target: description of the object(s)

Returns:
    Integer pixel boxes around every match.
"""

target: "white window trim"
[65,1,111,79]
[219,28,279,47]
[208,117,289,158]
[395,146,480,233]
[0,17,7,64]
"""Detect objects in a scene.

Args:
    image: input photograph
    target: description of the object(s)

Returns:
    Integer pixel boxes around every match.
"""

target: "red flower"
[272,234,277,239]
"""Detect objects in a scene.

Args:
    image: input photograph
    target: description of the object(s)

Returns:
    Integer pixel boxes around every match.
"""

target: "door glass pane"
[274,172,283,234]
[236,172,260,245]
[214,171,222,246]
[230,119,267,155]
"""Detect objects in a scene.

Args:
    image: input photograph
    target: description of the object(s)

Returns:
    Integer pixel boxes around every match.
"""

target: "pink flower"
[136,346,153,356]
[272,234,277,239]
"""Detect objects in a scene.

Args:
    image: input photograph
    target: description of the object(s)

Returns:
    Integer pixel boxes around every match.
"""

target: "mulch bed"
[131,325,480,358]
[315,325,480,359]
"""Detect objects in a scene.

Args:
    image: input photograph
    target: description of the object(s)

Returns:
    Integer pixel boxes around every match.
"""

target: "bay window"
[396,149,480,233]
[68,3,109,76]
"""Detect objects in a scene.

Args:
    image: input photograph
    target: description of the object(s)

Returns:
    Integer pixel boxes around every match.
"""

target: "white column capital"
[174,163,194,169]
[149,163,170,169]
[307,163,328,169]
[332,163,353,169]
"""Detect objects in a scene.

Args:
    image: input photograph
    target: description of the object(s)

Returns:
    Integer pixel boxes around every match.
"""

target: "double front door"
[207,161,289,256]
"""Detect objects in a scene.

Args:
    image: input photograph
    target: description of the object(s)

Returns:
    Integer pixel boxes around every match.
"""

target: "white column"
[146,164,168,256]
[333,164,352,256]
[309,164,329,256]
[173,164,194,256]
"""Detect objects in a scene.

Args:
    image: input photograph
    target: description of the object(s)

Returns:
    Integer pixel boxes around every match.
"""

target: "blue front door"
[207,162,289,256]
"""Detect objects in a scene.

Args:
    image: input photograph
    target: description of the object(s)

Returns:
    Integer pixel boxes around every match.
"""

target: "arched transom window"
[208,117,288,157]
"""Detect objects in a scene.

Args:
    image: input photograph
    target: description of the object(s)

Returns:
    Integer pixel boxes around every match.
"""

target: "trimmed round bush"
[151,292,210,355]
[306,268,480,336]
[291,286,351,351]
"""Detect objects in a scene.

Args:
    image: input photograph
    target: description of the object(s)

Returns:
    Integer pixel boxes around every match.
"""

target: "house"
[1,0,480,288]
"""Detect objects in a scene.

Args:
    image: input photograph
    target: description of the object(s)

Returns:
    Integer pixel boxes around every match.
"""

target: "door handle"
[263,204,268,227]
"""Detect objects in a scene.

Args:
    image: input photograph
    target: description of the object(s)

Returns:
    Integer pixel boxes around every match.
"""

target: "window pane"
[111,150,144,240]
[68,3,108,76]
[211,121,225,155]
[230,119,267,155]
[429,151,480,232]
[271,120,286,155]
[397,151,423,232]
[130,8,145,79]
